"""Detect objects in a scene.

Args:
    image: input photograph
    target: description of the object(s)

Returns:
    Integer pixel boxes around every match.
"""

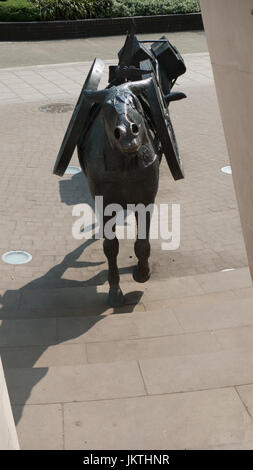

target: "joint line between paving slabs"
[12,382,253,408]
[234,386,253,424]
[137,360,149,396]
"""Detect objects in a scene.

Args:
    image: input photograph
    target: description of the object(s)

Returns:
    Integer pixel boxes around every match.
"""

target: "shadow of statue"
[0,239,143,426]
[58,170,131,236]
[59,171,94,208]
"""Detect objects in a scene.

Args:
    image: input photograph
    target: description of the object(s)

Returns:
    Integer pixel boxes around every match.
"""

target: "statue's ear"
[123,78,153,95]
[83,88,111,104]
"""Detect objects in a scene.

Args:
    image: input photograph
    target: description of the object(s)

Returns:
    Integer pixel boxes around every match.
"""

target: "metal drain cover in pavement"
[39,103,74,114]
[2,250,32,265]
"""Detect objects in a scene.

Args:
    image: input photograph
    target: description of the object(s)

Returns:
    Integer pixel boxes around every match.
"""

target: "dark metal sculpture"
[54,29,187,307]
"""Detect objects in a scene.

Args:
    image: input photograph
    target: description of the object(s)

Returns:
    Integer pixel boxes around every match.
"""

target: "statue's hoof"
[108,285,124,307]
[133,265,151,283]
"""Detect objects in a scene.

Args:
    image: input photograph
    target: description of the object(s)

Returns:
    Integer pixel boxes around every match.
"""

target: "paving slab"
[0,318,57,347]
[196,267,252,293]
[12,403,63,450]
[0,343,87,368]
[4,268,249,319]
[215,326,253,352]
[86,330,221,363]
[57,309,182,344]
[63,388,253,449]
[2,309,253,367]
[5,361,145,405]
[173,296,253,332]
[1,287,145,319]
[139,349,253,395]
[234,286,253,299]
[144,287,238,312]
[1,279,252,345]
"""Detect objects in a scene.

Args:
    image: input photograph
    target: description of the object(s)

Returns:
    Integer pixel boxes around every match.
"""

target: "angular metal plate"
[53,58,105,176]
[140,59,184,180]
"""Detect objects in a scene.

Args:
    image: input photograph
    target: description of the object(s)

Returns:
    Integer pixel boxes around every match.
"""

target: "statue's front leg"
[133,238,151,283]
[103,236,124,307]
[133,211,151,283]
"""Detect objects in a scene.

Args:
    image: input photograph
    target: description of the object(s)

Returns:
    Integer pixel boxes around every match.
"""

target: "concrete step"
[1,293,253,367]
[1,287,253,342]
[6,349,253,449]
[5,347,253,408]
[61,387,253,450]
[1,266,253,450]
[0,266,251,319]
[12,388,253,450]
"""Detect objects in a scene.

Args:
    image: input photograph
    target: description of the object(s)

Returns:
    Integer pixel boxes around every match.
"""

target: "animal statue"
[54,30,186,307]
[77,78,160,307]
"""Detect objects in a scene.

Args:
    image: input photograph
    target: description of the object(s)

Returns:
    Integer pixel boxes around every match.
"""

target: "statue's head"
[83,78,152,155]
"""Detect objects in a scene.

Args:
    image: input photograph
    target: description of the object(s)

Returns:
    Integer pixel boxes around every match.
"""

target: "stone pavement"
[0,32,252,450]
[0,52,212,104]
[0,30,207,68]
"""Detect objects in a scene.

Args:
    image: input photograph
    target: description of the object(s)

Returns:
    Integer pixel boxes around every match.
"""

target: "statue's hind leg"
[133,211,151,283]
[103,235,124,307]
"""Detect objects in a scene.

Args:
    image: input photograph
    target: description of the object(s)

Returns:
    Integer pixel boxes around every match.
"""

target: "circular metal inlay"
[39,103,74,114]
[2,250,32,265]
[221,165,232,175]
[65,165,81,175]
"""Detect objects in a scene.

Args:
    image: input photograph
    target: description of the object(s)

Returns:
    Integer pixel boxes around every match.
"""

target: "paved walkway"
[0,53,212,104]
[0,30,207,68]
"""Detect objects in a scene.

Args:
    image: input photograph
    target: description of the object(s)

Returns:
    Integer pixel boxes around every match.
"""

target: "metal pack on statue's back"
[53,27,187,307]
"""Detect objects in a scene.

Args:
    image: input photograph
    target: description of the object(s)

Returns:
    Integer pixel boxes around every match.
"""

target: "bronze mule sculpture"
[78,78,160,307]
[54,31,186,308]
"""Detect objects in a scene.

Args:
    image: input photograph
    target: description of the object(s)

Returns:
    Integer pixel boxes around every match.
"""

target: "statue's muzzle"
[114,122,140,153]
[122,142,140,154]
